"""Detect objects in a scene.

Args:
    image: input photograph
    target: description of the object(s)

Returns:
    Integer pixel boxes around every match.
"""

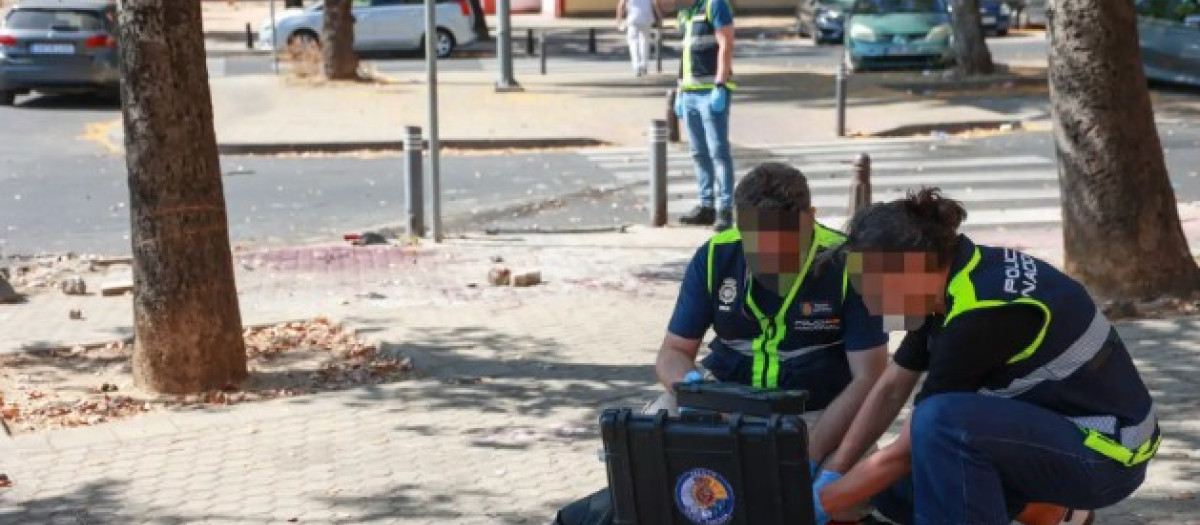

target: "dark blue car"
[796,0,856,45]
[978,0,1012,36]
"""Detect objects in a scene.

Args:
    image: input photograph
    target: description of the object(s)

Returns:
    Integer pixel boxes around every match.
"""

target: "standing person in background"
[616,0,662,77]
[674,0,736,231]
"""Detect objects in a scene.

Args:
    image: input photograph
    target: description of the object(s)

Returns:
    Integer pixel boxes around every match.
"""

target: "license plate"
[888,45,912,55]
[982,16,997,25]
[29,43,76,55]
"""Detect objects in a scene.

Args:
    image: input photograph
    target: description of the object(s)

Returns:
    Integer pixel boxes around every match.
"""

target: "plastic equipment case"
[599,382,816,525]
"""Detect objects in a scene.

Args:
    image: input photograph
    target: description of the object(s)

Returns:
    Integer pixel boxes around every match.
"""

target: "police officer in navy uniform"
[811,189,1158,525]
[652,163,890,522]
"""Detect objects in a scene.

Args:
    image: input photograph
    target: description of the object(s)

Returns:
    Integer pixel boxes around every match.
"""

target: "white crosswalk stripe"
[579,138,1066,231]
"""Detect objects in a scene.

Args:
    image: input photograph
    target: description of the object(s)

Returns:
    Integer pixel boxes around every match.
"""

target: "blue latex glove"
[811,469,842,525]
[709,85,729,113]
[673,93,685,119]
[809,459,820,477]
[683,370,704,383]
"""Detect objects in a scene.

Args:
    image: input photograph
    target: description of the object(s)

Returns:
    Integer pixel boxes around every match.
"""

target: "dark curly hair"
[734,162,813,211]
[842,187,967,268]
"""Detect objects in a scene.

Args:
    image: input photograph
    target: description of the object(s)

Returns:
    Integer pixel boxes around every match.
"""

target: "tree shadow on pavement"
[0,479,202,524]
[319,483,545,524]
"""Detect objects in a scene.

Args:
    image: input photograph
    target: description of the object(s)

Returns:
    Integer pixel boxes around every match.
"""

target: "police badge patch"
[718,278,738,311]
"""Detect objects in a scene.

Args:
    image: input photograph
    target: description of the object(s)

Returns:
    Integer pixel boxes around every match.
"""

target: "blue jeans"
[680,90,734,211]
[875,393,1148,525]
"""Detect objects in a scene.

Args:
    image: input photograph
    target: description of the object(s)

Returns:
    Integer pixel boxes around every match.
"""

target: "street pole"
[425,0,443,242]
[835,61,847,138]
[269,0,279,74]
[404,126,426,238]
[650,120,668,227]
[495,0,520,91]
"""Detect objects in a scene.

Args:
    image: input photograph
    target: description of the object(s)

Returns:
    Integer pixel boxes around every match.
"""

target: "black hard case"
[599,409,815,525]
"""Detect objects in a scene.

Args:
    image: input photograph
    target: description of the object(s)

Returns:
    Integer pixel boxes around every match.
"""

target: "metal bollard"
[650,120,669,227]
[848,153,872,218]
[527,28,534,55]
[588,28,597,54]
[666,89,681,143]
[404,126,426,238]
[655,28,663,73]
[835,62,848,138]
[539,32,547,75]
[246,23,254,50]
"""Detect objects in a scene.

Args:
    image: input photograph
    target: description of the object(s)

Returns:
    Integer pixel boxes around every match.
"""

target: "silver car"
[258,0,477,59]
[1137,0,1200,87]
[0,0,120,106]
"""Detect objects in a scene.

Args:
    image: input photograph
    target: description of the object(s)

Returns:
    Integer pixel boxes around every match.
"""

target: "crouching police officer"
[650,163,890,520]
[812,188,1158,525]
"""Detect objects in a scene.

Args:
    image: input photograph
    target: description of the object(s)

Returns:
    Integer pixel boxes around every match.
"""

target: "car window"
[4,9,107,31]
[1137,0,1200,22]
[853,0,947,14]
[819,0,857,7]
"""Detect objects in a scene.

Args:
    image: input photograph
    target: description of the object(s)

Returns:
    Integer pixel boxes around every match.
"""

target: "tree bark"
[467,0,491,41]
[323,0,359,80]
[1049,0,1200,299]
[949,0,994,75]
[117,0,248,394]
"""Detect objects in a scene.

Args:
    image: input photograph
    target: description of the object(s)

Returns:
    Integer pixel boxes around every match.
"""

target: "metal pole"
[655,27,663,73]
[835,62,847,137]
[404,126,426,237]
[588,28,597,54]
[527,28,534,55]
[246,23,254,49]
[848,153,872,218]
[425,0,443,242]
[650,120,668,227]
[539,31,547,75]
[495,0,520,91]
[269,0,279,74]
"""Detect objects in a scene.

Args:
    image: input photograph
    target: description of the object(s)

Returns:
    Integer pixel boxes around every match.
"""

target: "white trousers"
[625,23,652,72]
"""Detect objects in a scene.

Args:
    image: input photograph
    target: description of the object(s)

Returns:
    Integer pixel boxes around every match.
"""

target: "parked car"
[0,0,119,106]
[796,0,856,45]
[1011,0,1046,28]
[978,0,1011,36]
[844,0,954,71]
[1136,0,1200,87]
[258,0,477,59]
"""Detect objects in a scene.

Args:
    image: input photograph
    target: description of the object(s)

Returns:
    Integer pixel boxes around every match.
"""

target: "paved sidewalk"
[1,227,1200,523]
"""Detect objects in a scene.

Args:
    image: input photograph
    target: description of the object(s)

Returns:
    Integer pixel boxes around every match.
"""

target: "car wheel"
[0,90,14,106]
[997,27,1009,37]
[435,28,456,58]
[812,29,824,46]
[288,30,321,50]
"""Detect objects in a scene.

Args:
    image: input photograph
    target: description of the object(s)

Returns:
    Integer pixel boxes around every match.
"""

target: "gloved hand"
[811,469,842,525]
[683,370,704,384]
[673,92,686,119]
[709,84,729,113]
[809,459,820,477]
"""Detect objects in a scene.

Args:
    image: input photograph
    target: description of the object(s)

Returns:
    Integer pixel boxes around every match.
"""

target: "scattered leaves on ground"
[0,318,414,434]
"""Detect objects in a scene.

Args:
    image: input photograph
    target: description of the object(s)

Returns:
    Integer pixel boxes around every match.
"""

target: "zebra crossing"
[580,137,1064,231]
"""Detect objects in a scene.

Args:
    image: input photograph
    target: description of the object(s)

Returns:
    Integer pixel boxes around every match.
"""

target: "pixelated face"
[738,207,815,295]
[847,251,947,331]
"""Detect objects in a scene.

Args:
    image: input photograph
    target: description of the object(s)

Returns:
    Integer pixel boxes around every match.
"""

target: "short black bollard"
[650,120,669,227]
[655,28,663,73]
[539,32,547,75]
[588,28,597,54]
[246,23,254,50]
[848,153,872,219]
[666,89,681,143]
[835,62,848,137]
[404,126,427,238]
[527,28,534,55]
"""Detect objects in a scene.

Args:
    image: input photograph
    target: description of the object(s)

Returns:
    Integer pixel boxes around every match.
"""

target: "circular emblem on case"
[674,468,735,525]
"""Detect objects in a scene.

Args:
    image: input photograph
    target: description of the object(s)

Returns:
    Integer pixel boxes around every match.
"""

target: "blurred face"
[847,251,948,331]
[739,207,815,295]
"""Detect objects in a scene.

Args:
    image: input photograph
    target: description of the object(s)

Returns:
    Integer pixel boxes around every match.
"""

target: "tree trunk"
[117,0,248,394]
[467,0,491,41]
[1049,0,1200,299]
[949,0,994,75]
[323,0,359,80]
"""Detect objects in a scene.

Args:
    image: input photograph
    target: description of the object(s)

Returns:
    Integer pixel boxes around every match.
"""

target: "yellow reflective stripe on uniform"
[706,227,742,295]
[944,246,1051,364]
[1083,428,1161,466]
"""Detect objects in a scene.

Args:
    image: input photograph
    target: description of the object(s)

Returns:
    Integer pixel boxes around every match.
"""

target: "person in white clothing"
[616,0,662,76]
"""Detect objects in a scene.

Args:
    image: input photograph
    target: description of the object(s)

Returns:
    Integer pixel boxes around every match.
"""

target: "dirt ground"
[0,318,416,435]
